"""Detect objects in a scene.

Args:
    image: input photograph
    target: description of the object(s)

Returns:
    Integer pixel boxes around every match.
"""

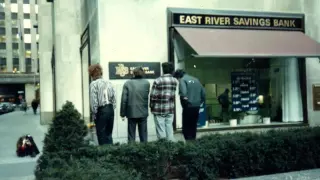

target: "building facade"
[39,0,320,142]
[0,0,39,104]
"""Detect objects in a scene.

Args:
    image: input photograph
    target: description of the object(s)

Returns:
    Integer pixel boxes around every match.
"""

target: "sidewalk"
[0,109,48,180]
[235,169,320,180]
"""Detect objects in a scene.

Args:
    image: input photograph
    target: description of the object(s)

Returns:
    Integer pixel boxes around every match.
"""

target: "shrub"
[36,157,140,180]
[42,101,88,153]
[35,101,89,179]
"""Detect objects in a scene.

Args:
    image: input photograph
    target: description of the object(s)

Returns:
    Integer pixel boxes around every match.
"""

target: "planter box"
[240,115,259,125]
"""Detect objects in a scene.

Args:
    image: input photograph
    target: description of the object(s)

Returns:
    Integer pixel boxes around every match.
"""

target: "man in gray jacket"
[120,67,150,142]
[174,69,205,141]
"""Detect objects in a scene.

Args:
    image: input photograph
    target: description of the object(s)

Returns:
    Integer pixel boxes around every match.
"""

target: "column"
[17,0,25,72]
[25,83,35,106]
[38,0,54,124]
[4,0,13,72]
[53,0,83,113]
[30,0,38,73]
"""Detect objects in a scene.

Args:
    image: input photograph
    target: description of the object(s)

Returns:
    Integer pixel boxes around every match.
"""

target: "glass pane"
[10,4,18,13]
[12,36,19,43]
[11,13,18,19]
[0,35,5,42]
[12,50,19,58]
[0,42,6,49]
[24,34,31,43]
[23,4,30,14]
[0,57,6,72]
[0,49,5,58]
[25,50,31,58]
[12,43,19,49]
[23,19,31,29]
[0,20,5,27]
[12,19,18,27]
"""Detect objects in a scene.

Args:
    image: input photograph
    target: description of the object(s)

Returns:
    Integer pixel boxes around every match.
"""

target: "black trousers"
[95,104,114,145]
[32,106,37,114]
[128,117,148,143]
[182,106,200,141]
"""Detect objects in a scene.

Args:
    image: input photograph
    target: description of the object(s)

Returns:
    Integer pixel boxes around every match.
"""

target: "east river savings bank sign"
[172,13,303,31]
[108,62,161,79]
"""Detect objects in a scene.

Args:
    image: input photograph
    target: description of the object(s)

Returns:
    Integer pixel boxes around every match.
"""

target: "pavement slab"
[235,169,320,180]
[0,109,47,180]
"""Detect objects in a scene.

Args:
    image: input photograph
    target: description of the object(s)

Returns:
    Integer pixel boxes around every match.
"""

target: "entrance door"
[81,44,90,123]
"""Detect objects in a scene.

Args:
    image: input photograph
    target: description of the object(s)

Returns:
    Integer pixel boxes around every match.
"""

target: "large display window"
[184,58,304,128]
[167,8,320,129]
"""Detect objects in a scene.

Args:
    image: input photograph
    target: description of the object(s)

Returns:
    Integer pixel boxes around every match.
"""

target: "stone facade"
[39,0,320,142]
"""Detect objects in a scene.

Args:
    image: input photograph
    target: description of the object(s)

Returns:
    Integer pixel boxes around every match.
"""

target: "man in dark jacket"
[174,69,205,141]
[218,89,230,122]
[31,99,39,115]
[120,67,150,142]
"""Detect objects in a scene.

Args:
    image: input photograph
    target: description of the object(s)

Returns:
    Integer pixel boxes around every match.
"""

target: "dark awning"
[173,27,320,58]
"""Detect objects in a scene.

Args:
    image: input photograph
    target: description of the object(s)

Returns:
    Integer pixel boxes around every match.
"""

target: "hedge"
[36,127,320,180]
[35,102,320,179]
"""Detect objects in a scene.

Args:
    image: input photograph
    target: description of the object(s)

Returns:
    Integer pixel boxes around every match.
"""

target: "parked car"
[0,102,15,114]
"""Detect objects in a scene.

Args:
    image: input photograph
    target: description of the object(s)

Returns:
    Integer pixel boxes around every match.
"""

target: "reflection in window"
[24,28,30,34]
[24,13,30,19]
[11,0,17,3]
[25,50,31,58]
[12,28,18,34]
[12,19,18,27]
[0,49,6,58]
[35,5,38,14]
[12,43,19,49]
[25,58,32,73]
[0,20,5,27]
[0,43,6,49]
[37,58,39,73]
[23,4,30,14]
[13,58,19,71]
[12,36,19,43]
[12,50,19,58]
[23,0,30,4]
[25,43,31,50]
[0,27,5,35]
[0,57,6,72]
[24,19,31,29]
[11,13,18,19]
[10,4,18,13]
[24,34,31,43]
[0,35,5,42]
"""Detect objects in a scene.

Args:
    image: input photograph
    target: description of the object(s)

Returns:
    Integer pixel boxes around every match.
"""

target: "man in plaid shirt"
[150,62,177,141]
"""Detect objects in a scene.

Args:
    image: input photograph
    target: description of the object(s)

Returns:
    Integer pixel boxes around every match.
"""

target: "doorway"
[80,26,91,123]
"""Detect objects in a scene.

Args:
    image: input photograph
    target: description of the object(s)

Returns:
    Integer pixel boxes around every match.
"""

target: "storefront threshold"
[175,122,308,133]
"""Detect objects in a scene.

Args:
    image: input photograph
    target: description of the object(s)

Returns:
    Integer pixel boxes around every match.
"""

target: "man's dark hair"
[133,67,144,78]
[173,69,185,79]
[162,62,174,74]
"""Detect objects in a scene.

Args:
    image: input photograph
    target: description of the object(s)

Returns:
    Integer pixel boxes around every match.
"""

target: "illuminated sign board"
[172,13,303,31]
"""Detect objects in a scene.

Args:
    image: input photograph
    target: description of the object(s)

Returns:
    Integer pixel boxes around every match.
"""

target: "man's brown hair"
[88,64,103,80]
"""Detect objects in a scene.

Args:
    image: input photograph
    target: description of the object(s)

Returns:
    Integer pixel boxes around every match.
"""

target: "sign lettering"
[109,62,161,79]
[173,13,303,31]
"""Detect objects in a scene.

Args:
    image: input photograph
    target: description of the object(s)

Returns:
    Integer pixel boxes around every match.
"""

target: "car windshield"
[0,102,10,106]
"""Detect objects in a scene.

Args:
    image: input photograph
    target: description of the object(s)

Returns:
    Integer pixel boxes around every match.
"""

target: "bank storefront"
[79,0,320,142]
[168,8,320,131]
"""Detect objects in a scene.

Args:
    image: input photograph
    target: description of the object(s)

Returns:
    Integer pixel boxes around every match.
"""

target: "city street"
[0,109,47,180]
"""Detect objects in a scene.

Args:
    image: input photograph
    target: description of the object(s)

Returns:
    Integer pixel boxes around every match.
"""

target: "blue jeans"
[153,114,175,141]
